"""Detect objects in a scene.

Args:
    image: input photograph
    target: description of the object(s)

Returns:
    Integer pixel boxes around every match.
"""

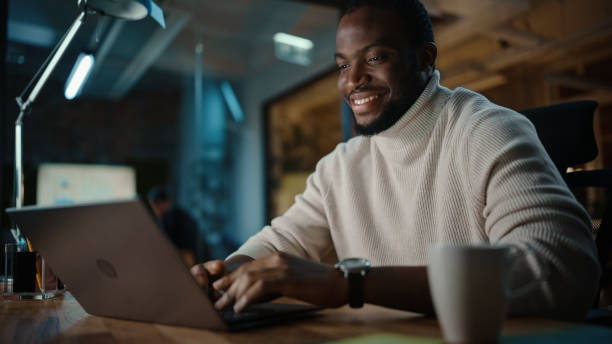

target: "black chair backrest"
[520,100,612,311]
[520,100,599,176]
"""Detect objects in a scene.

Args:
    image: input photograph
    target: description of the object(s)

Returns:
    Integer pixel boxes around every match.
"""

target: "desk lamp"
[12,0,164,236]
[10,0,165,296]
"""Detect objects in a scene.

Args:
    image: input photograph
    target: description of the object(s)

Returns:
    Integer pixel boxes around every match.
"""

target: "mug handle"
[505,245,549,300]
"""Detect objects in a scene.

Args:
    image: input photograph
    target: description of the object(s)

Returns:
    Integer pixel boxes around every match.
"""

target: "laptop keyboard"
[208,290,321,326]
[219,305,278,324]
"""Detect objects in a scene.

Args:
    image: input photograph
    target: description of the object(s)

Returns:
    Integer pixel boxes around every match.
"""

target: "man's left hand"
[212,252,347,312]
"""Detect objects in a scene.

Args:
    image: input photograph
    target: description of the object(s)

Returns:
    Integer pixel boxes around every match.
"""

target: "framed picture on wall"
[264,69,345,222]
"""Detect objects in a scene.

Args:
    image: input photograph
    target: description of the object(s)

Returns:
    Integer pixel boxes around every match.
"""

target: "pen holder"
[3,243,65,300]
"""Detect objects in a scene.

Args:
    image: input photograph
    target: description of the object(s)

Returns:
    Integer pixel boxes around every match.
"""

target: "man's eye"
[337,64,349,71]
[368,56,382,63]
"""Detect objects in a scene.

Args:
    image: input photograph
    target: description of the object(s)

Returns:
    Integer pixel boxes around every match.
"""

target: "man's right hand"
[190,260,227,294]
[190,255,255,295]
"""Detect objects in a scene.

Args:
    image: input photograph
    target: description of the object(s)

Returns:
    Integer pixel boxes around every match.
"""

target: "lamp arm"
[11,8,87,243]
[11,9,89,240]
[10,10,88,242]
[16,10,88,123]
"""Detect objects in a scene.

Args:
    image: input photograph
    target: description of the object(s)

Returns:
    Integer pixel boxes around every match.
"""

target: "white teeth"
[353,95,379,105]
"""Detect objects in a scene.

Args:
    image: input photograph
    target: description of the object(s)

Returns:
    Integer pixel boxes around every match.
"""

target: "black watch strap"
[348,272,364,308]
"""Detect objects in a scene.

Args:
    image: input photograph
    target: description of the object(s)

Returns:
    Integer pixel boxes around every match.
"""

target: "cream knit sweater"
[232,71,600,319]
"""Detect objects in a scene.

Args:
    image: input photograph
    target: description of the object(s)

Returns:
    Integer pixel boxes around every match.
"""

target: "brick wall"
[2,74,183,226]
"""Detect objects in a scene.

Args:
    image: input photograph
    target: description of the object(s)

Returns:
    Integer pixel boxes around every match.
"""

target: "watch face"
[338,258,371,272]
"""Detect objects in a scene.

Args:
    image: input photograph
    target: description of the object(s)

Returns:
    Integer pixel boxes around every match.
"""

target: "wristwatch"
[334,258,371,308]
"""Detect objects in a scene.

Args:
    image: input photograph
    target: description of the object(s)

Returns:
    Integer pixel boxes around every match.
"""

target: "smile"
[352,95,379,105]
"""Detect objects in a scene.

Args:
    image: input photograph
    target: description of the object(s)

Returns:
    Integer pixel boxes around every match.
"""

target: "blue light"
[220,81,244,123]
[144,0,166,28]
[8,21,57,48]
[64,53,95,100]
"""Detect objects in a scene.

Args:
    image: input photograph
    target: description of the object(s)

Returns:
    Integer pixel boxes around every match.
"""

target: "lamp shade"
[84,0,165,27]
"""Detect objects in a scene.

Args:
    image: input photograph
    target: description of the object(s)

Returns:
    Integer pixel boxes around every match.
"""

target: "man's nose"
[346,63,370,91]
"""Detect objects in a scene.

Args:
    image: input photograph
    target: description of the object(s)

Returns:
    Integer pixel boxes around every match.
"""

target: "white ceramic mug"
[427,244,543,344]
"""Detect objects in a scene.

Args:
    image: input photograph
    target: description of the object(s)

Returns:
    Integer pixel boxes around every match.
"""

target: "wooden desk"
[0,294,581,343]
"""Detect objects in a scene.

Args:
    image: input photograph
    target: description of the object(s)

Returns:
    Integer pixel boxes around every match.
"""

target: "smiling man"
[191,0,600,320]
[335,5,433,136]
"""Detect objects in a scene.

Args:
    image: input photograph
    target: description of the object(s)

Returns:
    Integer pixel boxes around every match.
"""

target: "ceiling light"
[273,33,313,50]
[8,21,57,48]
[273,32,313,66]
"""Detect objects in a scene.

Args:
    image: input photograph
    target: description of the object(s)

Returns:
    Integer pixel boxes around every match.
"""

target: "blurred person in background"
[148,186,209,266]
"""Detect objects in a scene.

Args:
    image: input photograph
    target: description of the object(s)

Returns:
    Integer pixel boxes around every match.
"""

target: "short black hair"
[147,185,173,203]
[339,0,435,47]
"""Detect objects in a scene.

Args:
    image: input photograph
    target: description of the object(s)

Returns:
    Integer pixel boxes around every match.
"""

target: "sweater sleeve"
[465,104,601,320]
[228,156,334,262]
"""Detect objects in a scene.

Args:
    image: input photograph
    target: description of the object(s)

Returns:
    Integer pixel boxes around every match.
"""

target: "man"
[191,0,600,319]
[148,186,207,266]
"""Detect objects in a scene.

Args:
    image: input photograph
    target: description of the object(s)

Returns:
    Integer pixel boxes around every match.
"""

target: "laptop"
[6,199,321,331]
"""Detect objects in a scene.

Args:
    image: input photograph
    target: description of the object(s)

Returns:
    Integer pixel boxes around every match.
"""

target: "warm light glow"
[273,32,313,50]
[64,53,95,100]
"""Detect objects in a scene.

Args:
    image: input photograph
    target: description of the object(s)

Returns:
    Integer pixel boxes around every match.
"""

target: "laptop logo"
[96,259,118,278]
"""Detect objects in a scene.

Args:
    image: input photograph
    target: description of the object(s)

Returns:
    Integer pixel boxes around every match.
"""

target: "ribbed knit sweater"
[232,71,600,319]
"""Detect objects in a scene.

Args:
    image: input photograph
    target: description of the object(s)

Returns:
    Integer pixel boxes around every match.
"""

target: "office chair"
[520,100,612,321]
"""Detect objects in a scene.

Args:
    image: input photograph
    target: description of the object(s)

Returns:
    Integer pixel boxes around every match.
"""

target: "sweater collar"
[372,70,450,155]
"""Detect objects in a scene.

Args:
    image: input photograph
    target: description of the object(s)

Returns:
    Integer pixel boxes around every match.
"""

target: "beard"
[352,57,426,136]
[352,95,414,136]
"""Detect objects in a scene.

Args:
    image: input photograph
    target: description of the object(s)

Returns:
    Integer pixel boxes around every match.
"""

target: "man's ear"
[418,42,437,73]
